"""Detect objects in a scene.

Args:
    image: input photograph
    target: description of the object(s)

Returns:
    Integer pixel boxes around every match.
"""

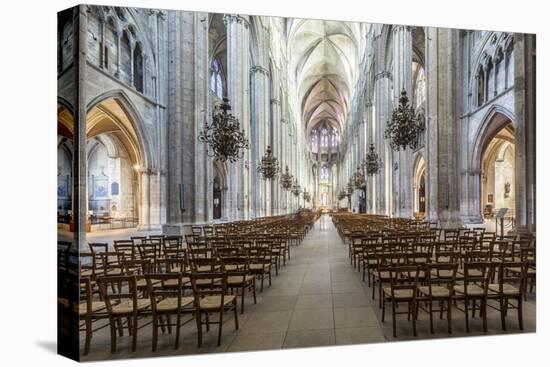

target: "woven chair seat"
[79,301,106,316]
[383,288,414,299]
[488,283,520,296]
[111,298,151,315]
[155,296,194,312]
[227,275,255,285]
[198,295,236,310]
[419,285,450,297]
[453,284,486,296]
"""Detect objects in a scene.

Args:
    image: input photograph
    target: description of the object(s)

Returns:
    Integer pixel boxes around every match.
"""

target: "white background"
[0,0,547,366]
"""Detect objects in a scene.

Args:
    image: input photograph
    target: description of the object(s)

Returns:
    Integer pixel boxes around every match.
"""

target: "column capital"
[250,65,270,76]
[223,14,250,29]
[375,70,393,81]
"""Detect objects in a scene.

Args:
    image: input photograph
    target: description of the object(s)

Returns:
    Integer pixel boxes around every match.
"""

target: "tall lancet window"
[320,166,329,181]
[210,58,223,99]
[331,129,339,146]
[321,128,328,147]
[311,129,318,153]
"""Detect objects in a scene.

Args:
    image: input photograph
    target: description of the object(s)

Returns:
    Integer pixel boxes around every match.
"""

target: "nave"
[75,213,535,360]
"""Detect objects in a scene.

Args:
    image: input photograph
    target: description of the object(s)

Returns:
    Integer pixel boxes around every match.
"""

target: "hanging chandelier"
[362,143,383,176]
[337,190,347,201]
[303,190,311,202]
[353,166,366,189]
[384,89,424,151]
[280,165,293,191]
[257,145,280,180]
[291,179,302,197]
[198,98,250,162]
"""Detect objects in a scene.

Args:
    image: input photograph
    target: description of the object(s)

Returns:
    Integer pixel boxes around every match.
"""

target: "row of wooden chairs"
[77,211,320,355]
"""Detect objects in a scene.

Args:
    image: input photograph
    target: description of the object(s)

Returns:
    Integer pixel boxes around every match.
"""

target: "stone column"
[365,99,374,213]
[250,65,270,218]
[270,97,281,215]
[163,11,209,234]
[374,70,392,216]
[434,28,462,228]
[425,27,439,222]
[225,14,250,220]
[514,33,536,233]
[393,25,413,218]
[73,5,88,247]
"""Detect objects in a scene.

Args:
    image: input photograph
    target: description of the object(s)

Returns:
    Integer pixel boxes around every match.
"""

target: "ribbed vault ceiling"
[289,19,360,138]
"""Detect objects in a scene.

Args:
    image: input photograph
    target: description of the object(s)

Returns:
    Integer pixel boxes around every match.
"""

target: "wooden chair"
[381,265,420,337]
[220,256,257,313]
[488,261,527,331]
[97,275,151,352]
[247,246,273,292]
[113,240,136,263]
[88,242,108,255]
[189,272,238,347]
[453,262,493,332]
[79,276,108,355]
[146,273,194,351]
[418,262,458,334]
[164,235,183,251]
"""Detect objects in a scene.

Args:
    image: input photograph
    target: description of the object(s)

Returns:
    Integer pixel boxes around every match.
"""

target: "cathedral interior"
[57,5,536,361]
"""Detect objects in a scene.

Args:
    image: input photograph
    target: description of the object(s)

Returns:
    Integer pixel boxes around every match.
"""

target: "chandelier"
[353,166,366,189]
[280,165,293,191]
[198,98,250,162]
[384,89,424,151]
[303,190,311,202]
[257,145,280,180]
[362,143,383,176]
[291,179,302,197]
[337,190,347,201]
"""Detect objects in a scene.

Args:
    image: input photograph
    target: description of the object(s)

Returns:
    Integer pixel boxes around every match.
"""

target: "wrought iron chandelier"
[257,145,280,180]
[291,179,302,197]
[362,143,383,176]
[303,190,311,202]
[384,89,424,151]
[198,98,250,162]
[353,166,366,189]
[337,190,347,201]
[280,165,293,191]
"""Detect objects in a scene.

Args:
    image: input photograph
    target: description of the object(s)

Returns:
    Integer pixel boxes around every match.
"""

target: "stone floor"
[81,214,535,361]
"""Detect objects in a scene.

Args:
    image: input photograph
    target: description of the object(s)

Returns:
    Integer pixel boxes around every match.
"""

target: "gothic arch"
[86,90,154,171]
[470,105,515,172]
[412,153,426,214]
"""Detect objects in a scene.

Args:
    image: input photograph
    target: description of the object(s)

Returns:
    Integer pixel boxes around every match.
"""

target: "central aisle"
[225,213,386,351]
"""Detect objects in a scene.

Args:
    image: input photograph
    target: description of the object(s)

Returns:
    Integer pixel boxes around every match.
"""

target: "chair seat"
[250,263,270,271]
[508,267,536,275]
[79,301,106,316]
[81,269,94,277]
[419,285,450,297]
[374,271,390,280]
[227,275,255,285]
[111,298,151,315]
[431,269,455,278]
[383,288,414,299]
[164,277,191,287]
[488,283,520,296]
[105,268,123,276]
[155,296,194,311]
[457,269,482,277]
[198,295,236,310]
[453,284,486,296]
